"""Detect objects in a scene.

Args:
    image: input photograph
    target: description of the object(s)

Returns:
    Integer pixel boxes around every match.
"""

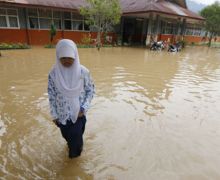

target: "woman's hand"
[53,119,59,125]
[78,111,84,118]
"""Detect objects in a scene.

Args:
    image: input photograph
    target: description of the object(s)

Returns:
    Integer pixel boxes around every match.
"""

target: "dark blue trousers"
[58,116,87,158]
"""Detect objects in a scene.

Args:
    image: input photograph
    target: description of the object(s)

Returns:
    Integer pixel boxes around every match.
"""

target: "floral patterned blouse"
[48,65,95,125]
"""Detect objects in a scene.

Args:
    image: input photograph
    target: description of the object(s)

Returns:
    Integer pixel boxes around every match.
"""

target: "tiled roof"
[120,0,203,20]
[0,0,204,20]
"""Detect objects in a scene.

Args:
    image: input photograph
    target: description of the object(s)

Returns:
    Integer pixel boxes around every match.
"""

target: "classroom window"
[53,11,61,19]
[38,9,52,18]
[0,9,6,15]
[53,11,61,29]
[29,17,39,29]
[185,24,202,36]
[161,21,177,34]
[28,9,38,17]
[64,12,87,31]
[28,8,38,29]
[194,28,202,36]
[64,20,72,30]
[38,9,52,29]
[72,13,83,30]
[64,12,71,19]
[7,9,17,16]
[27,9,88,31]
[0,8,19,28]
[72,21,83,30]
[0,16,7,27]
[28,8,62,29]
[53,19,61,29]
[64,12,71,30]
[9,16,18,27]
[84,23,89,31]
[39,18,51,29]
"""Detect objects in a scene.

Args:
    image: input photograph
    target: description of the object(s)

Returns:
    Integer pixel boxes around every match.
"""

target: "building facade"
[0,0,206,45]
[120,0,205,45]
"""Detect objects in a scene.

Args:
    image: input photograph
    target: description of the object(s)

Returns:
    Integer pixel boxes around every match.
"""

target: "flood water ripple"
[0,47,220,179]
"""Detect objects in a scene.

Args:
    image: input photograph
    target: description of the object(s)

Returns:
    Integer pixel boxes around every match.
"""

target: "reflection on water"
[0,47,220,179]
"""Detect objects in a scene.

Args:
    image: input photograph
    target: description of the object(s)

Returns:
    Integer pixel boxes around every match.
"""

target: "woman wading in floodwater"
[48,39,95,158]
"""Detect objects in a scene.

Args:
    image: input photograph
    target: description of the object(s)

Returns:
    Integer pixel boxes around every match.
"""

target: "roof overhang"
[123,10,204,21]
[0,0,204,21]
[0,0,83,12]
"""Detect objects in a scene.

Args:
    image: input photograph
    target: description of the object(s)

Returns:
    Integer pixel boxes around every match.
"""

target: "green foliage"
[200,2,220,46]
[200,2,220,34]
[80,0,121,50]
[77,44,95,48]
[0,43,30,50]
[210,42,220,47]
[81,34,93,45]
[80,0,121,31]
[50,23,57,43]
[102,44,113,47]
[44,44,55,48]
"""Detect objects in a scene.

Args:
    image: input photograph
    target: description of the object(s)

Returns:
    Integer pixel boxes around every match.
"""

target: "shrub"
[77,44,94,48]
[44,44,55,48]
[0,43,30,50]
[81,34,93,45]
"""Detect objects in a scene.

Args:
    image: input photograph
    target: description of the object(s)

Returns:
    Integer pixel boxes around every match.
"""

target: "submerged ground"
[0,46,220,179]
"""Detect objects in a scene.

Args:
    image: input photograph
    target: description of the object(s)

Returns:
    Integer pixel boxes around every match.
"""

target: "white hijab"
[51,39,83,123]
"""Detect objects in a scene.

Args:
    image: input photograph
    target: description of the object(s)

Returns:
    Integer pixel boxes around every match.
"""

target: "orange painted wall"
[184,35,202,43]
[0,29,28,44]
[158,34,173,43]
[0,29,116,45]
[0,29,94,45]
[27,30,98,45]
[159,34,203,44]
[215,37,220,42]
[28,30,62,45]
[0,29,63,45]
[1,29,214,45]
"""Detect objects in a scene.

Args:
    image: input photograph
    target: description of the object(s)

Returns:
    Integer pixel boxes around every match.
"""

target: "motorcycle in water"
[150,41,165,51]
[168,42,182,52]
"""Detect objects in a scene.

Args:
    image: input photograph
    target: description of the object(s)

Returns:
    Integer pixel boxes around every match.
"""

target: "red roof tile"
[0,0,204,20]
[120,0,204,20]
[0,0,85,10]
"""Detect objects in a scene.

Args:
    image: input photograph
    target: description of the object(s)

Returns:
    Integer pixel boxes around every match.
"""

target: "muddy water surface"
[0,47,220,180]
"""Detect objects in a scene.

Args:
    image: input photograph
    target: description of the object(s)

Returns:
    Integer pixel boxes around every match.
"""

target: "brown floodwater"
[0,46,220,180]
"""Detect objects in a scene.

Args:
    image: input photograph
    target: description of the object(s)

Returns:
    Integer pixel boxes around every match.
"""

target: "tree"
[50,23,57,45]
[200,1,220,47]
[80,0,121,50]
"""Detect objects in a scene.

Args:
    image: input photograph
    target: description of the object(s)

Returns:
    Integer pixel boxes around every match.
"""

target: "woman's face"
[60,57,74,67]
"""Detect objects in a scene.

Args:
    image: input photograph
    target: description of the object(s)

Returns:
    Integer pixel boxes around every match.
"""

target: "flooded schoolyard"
[0,46,220,179]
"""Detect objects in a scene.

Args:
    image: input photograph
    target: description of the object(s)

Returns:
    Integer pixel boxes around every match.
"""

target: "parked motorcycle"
[150,41,165,51]
[168,42,182,52]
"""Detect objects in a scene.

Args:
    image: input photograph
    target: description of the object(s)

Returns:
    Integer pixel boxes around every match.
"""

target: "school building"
[0,0,207,45]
